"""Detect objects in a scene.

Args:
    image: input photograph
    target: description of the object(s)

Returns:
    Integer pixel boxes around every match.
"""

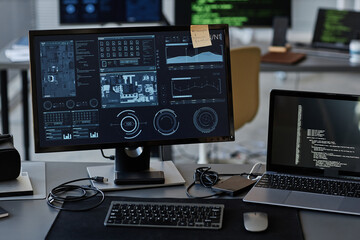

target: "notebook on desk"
[244,90,360,215]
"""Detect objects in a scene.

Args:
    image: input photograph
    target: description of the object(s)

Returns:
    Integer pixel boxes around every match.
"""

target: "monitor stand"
[113,146,165,185]
[87,146,185,191]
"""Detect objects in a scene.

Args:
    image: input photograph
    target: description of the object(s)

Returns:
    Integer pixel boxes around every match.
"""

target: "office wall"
[34,0,354,43]
[1,0,349,47]
[0,0,35,48]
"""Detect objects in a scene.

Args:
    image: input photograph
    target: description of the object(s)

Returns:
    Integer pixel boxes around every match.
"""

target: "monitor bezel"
[29,24,234,153]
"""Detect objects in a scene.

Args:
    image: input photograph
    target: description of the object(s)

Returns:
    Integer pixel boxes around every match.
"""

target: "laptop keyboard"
[104,201,224,229]
[256,174,360,198]
[292,47,350,59]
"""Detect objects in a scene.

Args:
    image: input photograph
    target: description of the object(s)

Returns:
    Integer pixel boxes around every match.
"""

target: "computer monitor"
[312,8,360,51]
[59,0,163,24]
[175,0,291,27]
[29,25,234,185]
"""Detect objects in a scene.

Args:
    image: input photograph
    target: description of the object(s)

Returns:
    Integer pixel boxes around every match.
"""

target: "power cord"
[248,162,264,180]
[47,176,108,212]
[100,149,115,160]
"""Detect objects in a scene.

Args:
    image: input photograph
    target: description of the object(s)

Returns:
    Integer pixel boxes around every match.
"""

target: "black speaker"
[0,134,21,181]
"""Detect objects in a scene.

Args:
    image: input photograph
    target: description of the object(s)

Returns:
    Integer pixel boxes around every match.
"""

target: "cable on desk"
[100,149,115,160]
[248,162,264,180]
[47,176,107,212]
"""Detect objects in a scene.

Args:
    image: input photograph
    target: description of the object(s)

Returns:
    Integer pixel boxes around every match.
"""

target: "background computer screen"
[175,0,291,27]
[29,25,234,154]
[312,8,360,50]
[59,0,163,24]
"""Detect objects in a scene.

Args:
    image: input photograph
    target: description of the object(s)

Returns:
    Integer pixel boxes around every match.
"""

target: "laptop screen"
[268,90,360,177]
[312,8,360,51]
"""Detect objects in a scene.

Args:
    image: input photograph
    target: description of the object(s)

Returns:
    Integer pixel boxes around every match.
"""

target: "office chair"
[231,46,261,130]
[198,46,261,164]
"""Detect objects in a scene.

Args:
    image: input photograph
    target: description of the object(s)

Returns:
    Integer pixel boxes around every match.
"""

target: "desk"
[0,161,360,240]
[252,42,360,72]
[261,54,360,72]
[0,43,30,160]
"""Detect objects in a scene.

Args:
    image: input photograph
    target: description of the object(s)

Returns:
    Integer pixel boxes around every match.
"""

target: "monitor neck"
[113,146,164,185]
[114,146,151,173]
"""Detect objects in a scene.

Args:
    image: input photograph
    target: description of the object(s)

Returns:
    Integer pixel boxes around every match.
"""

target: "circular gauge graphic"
[66,4,76,14]
[117,110,141,139]
[85,4,95,14]
[153,109,179,136]
[193,107,218,133]
[66,100,75,109]
[43,101,52,110]
[89,98,99,108]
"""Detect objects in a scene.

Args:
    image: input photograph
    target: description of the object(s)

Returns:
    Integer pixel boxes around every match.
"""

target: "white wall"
[0,0,35,48]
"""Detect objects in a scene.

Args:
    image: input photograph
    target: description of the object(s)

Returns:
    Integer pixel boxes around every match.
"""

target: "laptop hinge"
[324,169,339,178]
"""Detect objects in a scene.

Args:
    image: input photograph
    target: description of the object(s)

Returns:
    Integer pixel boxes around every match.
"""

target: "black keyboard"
[104,201,224,229]
[256,174,360,198]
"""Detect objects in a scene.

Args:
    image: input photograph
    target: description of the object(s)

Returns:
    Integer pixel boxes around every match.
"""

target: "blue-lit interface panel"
[33,29,232,148]
[60,0,162,24]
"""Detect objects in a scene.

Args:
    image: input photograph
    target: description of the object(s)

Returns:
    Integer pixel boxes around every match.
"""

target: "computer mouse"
[243,212,268,232]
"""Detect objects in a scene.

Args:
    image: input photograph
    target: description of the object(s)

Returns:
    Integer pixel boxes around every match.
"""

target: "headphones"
[193,167,219,187]
[0,134,12,144]
[0,134,21,181]
[186,167,222,199]
[187,166,261,199]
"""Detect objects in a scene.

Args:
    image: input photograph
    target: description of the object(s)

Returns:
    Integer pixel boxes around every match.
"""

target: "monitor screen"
[59,0,163,24]
[268,90,360,177]
[312,8,360,51]
[175,0,291,27]
[29,25,234,184]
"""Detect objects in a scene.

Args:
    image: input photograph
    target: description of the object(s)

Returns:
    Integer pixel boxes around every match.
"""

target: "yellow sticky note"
[190,25,212,48]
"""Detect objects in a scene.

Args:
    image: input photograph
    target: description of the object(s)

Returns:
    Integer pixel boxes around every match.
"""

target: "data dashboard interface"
[30,26,234,152]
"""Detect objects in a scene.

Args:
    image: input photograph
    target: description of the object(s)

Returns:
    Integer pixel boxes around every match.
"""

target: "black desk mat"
[46,196,304,240]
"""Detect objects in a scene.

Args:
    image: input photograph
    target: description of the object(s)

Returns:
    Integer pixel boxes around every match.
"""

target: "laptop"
[312,8,360,51]
[244,89,360,215]
[293,8,360,58]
